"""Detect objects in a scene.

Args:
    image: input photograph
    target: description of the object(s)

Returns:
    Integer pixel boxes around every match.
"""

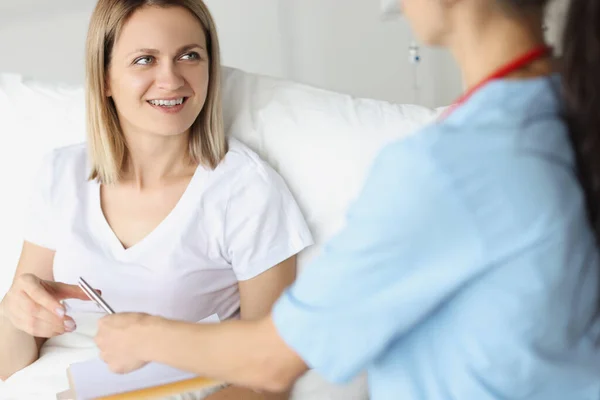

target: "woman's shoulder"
[38,142,89,190]
[199,138,295,214]
[46,142,87,163]
[221,138,268,170]
[214,138,282,186]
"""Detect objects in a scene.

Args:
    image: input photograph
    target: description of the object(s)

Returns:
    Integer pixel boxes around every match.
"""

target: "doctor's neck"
[447,5,553,90]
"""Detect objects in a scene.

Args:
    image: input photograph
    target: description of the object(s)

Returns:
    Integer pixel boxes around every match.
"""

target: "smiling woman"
[0,2,313,400]
[86,0,224,185]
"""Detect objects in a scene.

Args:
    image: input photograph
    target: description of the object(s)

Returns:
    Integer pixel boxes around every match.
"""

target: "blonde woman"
[0,1,312,399]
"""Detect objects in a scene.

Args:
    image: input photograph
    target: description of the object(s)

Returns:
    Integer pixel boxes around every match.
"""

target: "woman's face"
[107,5,210,138]
[401,0,451,46]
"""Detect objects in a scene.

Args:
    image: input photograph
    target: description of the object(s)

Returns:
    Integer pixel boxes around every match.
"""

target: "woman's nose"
[155,63,185,91]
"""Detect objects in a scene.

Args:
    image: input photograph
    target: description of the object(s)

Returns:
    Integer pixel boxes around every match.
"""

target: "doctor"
[95,0,600,398]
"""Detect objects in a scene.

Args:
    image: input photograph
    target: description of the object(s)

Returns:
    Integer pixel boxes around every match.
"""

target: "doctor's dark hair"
[504,0,600,246]
[560,0,600,246]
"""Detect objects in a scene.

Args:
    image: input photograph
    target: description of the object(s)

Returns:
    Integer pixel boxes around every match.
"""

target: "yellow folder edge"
[67,368,221,400]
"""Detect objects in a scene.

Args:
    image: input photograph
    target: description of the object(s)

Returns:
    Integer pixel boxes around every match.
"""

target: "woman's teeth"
[149,98,185,106]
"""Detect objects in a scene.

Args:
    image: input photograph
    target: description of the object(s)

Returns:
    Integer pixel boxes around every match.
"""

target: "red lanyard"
[438,45,552,121]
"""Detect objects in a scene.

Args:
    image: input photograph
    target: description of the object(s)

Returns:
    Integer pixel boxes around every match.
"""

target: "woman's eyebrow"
[127,43,205,57]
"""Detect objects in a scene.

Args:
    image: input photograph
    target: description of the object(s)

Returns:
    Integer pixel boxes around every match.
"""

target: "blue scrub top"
[272,75,600,400]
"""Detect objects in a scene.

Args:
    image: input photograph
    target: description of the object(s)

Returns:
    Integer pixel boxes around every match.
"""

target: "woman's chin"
[141,124,194,138]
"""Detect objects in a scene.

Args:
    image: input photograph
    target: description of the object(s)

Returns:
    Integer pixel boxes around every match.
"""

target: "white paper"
[197,313,220,324]
[69,314,220,400]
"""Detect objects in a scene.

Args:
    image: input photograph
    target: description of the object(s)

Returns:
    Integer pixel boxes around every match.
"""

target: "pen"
[78,277,115,314]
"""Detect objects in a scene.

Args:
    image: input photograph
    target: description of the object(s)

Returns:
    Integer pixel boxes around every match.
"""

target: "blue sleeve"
[272,138,486,383]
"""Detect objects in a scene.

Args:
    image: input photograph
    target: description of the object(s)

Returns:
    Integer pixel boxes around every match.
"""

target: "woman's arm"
[0,242,55,381]
[0,242,92,381]
[204,256,297,399]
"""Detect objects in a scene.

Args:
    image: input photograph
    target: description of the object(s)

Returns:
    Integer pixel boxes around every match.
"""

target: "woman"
[0,1,312,399]
[94,0,600,399]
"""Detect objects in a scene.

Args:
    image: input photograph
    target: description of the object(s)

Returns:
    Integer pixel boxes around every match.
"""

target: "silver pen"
[78,277,115,314]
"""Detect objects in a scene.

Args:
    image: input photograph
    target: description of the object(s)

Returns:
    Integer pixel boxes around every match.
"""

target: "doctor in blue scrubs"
[95,0,600,398]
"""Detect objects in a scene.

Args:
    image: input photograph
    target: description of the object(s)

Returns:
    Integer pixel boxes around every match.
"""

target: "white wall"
[545,0,570,54]
[0,0,464,108]
[0,0,568,108]
[0,0,568,106]
[0,7,94,84]
[203,0,288,80]
[278,0,462,107]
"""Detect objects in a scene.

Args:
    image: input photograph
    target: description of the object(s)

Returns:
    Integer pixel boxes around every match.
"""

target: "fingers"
[23,285,65,318]
[51,282,100,302]
[63,316,77,333]
[21,277,66,318]
[6,275,87,338]
[13,293,70,337]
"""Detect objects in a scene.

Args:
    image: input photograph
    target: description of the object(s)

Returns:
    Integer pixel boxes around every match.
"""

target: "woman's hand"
[95,312,155,374]
[0,273,96,338]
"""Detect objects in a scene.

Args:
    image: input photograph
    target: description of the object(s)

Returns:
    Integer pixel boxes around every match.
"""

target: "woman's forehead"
[113,6,207,55]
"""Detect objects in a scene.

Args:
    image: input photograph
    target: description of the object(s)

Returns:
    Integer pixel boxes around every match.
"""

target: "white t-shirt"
[25,139,313,322]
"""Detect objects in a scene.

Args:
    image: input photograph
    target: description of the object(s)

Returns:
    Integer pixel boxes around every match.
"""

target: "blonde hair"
[86,0,226,184]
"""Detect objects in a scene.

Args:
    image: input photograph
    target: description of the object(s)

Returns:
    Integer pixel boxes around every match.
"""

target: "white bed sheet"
[0,312,222,400]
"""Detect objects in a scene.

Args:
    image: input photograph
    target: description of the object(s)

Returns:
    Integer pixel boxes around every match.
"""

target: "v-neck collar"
[89,165,206,261]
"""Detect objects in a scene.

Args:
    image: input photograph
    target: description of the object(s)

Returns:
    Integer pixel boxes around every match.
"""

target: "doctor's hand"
[0,273,98,338]
[95,312,154,374]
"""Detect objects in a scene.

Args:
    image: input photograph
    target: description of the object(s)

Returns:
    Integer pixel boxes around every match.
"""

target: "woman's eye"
[180,52,200,61]
[134,56,154,65]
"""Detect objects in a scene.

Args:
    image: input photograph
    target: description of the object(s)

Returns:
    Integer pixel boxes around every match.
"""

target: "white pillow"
[0,74,85,299]
[221,68,438,267]
[0,66,439,399]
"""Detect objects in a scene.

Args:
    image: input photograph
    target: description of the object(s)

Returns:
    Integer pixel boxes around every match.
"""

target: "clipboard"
[57,367,221,399]
[56,314,223,399]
